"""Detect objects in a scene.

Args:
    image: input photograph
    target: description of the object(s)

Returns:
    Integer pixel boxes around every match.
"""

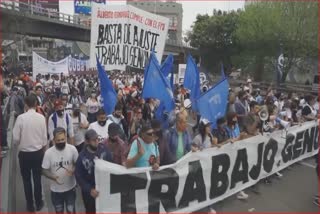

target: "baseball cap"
[85,129,98,141]
[54,99,63,108]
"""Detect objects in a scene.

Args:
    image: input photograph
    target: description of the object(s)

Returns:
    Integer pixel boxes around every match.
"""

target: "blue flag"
[221,63,226,79]
[196,78,229,128]
[161,54,174,90]
[161,54,174,77]
[96,57,117,115]
[183,55,201,110]
[142,53,175,112]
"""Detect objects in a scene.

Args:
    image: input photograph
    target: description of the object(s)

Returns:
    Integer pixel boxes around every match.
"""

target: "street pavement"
[12,154,318,213]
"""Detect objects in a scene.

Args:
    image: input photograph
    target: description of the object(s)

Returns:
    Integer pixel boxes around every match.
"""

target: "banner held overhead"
[90,4,169,70]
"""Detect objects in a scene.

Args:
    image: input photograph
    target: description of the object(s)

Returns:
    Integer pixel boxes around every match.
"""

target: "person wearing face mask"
[235,91,249,129]
[224,112,246,143]
[107,103,128,141]
[71,104,89,153]
[42,127,78,213]
[12,94,47,212]
[212,117,230,145]
[48,99,75,146]
[302,95,317,121]
[86,90,100,123]
[75,129,113,214]
[69,88,83,106]
[88,109,112,143]
[103,123,127,166]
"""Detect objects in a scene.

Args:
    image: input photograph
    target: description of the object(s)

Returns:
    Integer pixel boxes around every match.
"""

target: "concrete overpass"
[0,1,198,56]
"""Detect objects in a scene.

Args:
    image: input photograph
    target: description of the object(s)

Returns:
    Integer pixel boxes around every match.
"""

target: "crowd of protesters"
[1,69,319,213]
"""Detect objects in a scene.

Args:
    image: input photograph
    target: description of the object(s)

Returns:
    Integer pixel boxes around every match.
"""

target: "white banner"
[90,4,169,70]
[32,52,69,79]
[32,52,90,79]
[95,121,319,213]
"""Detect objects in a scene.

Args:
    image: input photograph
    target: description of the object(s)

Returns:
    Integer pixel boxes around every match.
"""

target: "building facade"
[128,0,183,44]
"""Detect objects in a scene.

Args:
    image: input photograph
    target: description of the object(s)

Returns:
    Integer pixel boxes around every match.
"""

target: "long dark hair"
[198,122,212,143]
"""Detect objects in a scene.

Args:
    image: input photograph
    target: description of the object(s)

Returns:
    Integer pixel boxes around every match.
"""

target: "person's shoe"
[275,172,283,178]
[36,200,44,211]
[209,208,217,214]
[27,204,35,212]
[0,151,7,158]
[251,185,260,194]
[313,198,320,207]
[1,146,9,151]
[237,191,249,200]
[263,178,272,184]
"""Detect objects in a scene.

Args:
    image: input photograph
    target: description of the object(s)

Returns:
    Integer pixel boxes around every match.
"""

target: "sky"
[59,0,244,33]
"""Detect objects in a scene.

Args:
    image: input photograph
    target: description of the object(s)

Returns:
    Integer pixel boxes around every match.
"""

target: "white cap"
[247,79,252,83]
[183,99,192,109]
[200,118,212,126]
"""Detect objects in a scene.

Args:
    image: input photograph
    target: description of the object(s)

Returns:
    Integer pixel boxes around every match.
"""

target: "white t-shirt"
[53,80,61,89]
[42,144,78,193]
[86,98,100,114]
[71,113,89,146]
[44,79,53,90]
[61,82,70,94]
[88,120,112,143]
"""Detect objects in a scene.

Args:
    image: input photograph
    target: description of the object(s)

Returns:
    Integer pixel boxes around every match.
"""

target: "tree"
[235,1,318,82]
[187,10,240,73]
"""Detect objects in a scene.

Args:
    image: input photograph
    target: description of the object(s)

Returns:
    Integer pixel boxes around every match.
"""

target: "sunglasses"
[145,132,155,137]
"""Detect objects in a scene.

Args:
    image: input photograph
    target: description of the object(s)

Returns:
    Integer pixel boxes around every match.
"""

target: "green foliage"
[187,10,240,72]
[188,1,318,82]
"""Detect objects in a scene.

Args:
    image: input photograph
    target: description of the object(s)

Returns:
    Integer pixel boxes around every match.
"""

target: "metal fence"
[1,0,195,49]
[0,111,17,213]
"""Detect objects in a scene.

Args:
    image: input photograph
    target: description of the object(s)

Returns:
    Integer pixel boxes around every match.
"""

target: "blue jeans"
[51,187,76,213]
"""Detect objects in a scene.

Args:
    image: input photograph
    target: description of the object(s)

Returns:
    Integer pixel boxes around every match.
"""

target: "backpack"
[52,112,70,137]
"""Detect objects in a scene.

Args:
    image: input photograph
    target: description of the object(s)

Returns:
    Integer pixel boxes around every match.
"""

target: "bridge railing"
[0,0,83,26]
[1,0,196,49]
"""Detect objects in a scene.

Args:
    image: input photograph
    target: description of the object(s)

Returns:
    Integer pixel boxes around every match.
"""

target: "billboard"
[74,0,106,15]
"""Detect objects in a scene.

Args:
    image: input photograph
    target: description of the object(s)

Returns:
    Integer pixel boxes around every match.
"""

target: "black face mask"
[57,110,64,117]
[73,110,80,117]
[98,120,107,126]
[114,114,121,119]
[231,120,237,126]
[55,142,66,150]
[88,144,97,151]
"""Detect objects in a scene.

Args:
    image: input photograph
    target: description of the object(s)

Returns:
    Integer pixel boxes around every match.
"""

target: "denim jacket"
[164,128,192,162]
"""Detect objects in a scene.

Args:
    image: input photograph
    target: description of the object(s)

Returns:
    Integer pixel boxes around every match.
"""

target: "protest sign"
[32,52,90,78]
[95,121,319,213]
[90,4,169,70]
[32,52,69,79]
